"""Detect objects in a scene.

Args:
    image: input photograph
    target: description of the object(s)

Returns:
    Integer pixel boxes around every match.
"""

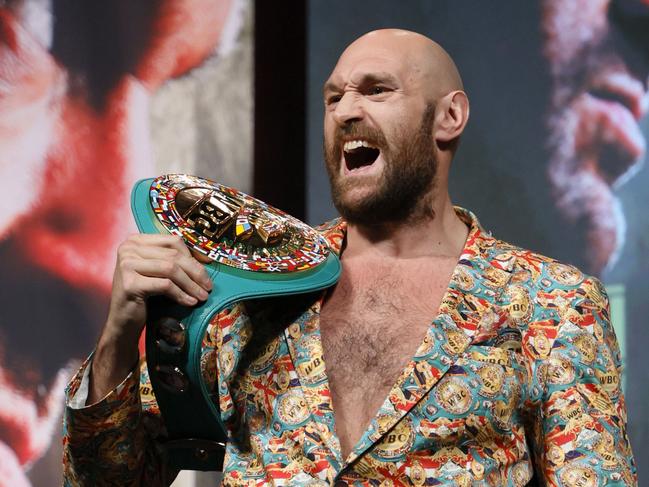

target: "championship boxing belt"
[131,174,341,472]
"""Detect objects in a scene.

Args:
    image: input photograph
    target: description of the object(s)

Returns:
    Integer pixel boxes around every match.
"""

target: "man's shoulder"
[487,235,606,301]
[488,234,569,269]
[457,206,600,295]
[486,238,616,373]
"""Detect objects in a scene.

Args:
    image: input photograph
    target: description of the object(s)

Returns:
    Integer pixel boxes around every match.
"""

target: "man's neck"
[343,195,469,262]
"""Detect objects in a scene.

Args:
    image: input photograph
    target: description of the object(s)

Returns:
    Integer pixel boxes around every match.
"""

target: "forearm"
[88,322,140,405]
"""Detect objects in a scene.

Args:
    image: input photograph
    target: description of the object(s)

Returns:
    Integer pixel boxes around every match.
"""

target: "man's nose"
[332,92,364,125]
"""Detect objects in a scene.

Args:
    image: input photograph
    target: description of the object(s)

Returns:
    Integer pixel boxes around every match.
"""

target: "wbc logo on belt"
[149,174,331,273]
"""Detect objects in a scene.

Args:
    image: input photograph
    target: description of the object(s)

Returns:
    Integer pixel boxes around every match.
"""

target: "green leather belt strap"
[130,175,341,471]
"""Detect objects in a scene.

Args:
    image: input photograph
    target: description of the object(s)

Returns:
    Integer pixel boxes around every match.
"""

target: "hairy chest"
[318,259,456,428]
[320,275,439,389]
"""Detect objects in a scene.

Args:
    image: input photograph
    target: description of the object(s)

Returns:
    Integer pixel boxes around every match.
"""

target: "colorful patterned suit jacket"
[63,209,637,486]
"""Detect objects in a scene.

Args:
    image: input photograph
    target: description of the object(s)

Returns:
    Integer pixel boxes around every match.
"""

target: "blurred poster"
[308,0,649,473]
[0,0,252,485]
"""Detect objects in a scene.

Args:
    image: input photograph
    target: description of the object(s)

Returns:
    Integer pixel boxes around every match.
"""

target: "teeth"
[343,140,376,152]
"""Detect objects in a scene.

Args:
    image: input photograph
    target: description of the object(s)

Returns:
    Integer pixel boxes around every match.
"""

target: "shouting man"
[63,30,636,485]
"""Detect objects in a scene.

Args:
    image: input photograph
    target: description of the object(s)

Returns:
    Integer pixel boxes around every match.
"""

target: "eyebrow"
[323,72,400,94]
[323,80,339,95]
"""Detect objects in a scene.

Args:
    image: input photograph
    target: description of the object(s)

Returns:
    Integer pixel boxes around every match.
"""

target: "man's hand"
[88,234,212,404]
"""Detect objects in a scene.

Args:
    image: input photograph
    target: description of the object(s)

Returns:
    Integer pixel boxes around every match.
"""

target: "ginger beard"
[324,104,438,225]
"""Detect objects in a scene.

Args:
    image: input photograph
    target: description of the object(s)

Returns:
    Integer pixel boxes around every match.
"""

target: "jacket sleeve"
[62,355,177,486]
[529,276,637,485]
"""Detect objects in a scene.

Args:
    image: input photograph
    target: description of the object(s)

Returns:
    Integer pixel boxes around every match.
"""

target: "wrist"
[89,336,140,404]
[95,328,139,367]
[100,313,143,346]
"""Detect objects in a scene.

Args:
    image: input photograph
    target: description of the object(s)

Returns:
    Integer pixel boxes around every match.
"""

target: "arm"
[530,276,636,485]
[63,234,213,485]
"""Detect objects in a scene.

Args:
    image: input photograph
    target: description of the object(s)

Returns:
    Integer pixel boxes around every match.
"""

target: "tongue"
[345,147,380,170]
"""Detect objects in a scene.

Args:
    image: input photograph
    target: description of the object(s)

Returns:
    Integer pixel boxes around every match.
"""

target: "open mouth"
[343,139,380,171]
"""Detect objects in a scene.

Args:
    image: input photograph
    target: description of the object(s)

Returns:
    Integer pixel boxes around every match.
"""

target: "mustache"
[331,122,389,151]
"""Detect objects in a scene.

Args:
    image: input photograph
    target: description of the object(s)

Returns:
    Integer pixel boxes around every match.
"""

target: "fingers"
[130,245,212,291]
[116,234,214,306]
[123,258,209,304]
[130,274,200,307]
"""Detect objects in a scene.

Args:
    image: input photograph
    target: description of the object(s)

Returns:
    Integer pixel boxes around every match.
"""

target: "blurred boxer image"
[0,0,245,484]
[542,0,649,275]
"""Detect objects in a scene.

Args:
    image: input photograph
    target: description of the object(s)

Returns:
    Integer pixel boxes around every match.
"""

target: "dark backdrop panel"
[254,0,307,219]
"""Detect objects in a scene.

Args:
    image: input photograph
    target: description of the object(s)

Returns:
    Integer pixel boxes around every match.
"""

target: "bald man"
[63,30,636,485]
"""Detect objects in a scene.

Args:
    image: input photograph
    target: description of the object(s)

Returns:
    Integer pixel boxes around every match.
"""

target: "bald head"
[323,27,470,186]
[332,29,463,102]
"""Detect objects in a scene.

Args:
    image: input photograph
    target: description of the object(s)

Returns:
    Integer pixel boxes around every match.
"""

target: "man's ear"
[434,90,469,143]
